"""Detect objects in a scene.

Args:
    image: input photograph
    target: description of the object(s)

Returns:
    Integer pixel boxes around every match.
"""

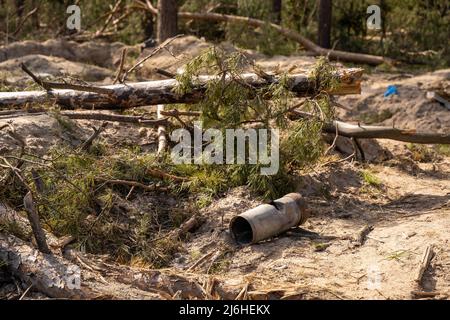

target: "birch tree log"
[0,69,363,110]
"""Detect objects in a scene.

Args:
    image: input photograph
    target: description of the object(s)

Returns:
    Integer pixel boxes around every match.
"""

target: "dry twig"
[415,245,434,285]
[78,122,108,152]
[113,48,127,84]
[121,34,183,82]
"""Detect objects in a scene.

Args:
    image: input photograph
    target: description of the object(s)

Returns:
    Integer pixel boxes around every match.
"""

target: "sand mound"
[337,69,450,133]
[0,54,113,83]
[0,39,137,68]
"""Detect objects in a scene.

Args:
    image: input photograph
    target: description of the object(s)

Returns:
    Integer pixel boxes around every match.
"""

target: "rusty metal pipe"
[229,193,308,244]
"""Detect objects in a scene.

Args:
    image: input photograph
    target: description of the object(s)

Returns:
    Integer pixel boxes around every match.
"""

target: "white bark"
[0,69,363,109]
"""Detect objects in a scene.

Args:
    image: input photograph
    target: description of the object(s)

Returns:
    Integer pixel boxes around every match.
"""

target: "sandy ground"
[0,36,449,300]
[179,160,449,299]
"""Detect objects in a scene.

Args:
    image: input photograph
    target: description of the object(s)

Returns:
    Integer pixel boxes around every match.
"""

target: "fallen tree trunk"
[59,111,170,125]
[0,232,164,299]
[138,4,392,65]
[0,69,363,109]
[291,110,450,144]
[0,233,90,299]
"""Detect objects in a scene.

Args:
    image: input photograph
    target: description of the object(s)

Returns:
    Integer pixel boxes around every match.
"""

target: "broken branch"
[157,105,167,155]
[0,110,169,126]
[147,168,189,182]
[415,244,434,285]
[99,179,168,192]
[21,63,115,95]
[290,110,450,144]
[23,192,51,254]
[12,7,38,37]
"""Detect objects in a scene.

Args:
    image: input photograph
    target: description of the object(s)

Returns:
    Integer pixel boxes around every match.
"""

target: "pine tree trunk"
[272,0,282,24]
[15,0,25,18]
[31,0,40,28]
[318,0,332,49]
[157,0,178,43]
[143,11,155,41]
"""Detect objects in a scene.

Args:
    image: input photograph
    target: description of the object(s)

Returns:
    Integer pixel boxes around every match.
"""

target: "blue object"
[384,85,398,97]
